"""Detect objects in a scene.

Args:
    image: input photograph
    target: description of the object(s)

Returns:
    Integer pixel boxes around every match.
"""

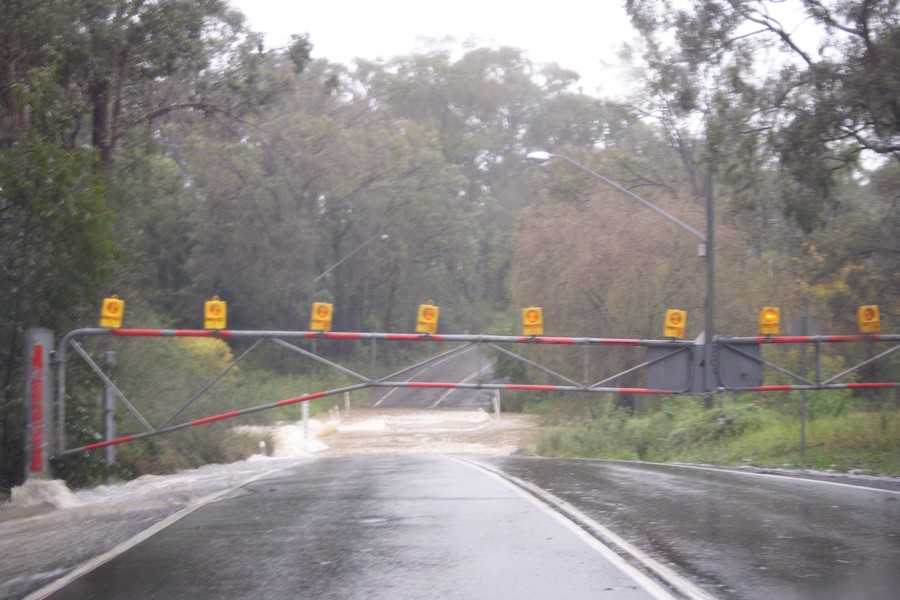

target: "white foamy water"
[11,479,84,510]
[0,418,334,600]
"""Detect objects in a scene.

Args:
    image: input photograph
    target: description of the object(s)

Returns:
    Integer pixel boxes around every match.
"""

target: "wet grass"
[527,396,900,476]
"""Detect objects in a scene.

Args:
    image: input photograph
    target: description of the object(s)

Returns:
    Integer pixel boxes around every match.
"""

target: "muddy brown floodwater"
[266,407,541,458]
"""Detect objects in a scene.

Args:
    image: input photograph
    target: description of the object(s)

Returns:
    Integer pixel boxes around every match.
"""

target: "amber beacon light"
[857,305,880,334]
[310,302,334,332]
[664,309,687,339]
[416,301,440,334]
[759,306,781,336]
[522,307,544,336]
[204,295,227,330]
[100,295,125,328]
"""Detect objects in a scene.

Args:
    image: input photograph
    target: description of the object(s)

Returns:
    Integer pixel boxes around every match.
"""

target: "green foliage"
[53,335,337,487]
[624,0,900,233]
[532,396,900,475]
[1,0,898,487]
[0,0,310,485]
[56,425,265,488]
[0,139,112,330]
[0,139,113,485]
[112,427,261,481]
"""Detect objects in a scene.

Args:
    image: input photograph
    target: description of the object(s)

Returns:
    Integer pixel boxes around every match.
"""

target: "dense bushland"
[2,1,897,487]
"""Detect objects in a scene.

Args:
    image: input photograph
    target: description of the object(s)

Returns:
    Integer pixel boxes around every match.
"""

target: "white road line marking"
[23,465,295,600]
[452,456,719,600]
[615,460,900,496]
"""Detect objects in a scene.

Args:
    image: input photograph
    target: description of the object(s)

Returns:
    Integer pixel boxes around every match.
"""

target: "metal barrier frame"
[720,335,900,392]
[53,328,694,458]
[52,328,899,459]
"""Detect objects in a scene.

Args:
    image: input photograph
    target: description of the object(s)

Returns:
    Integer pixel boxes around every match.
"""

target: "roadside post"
[24,328,54,480]
[302,397,309,452]
[103,351,117,473]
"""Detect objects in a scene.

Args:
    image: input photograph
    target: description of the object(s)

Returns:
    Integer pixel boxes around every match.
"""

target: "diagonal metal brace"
[488,342,585,389]
[157,340,265,429]
[68,339,155,433]
[271,338,372,383]
[724,342,813,386]
[590,347,690,393]
[823,344,900,385]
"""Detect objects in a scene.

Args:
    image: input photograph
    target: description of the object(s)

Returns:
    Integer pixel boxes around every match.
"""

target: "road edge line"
[451,455,718,600]
[22,465,292,600]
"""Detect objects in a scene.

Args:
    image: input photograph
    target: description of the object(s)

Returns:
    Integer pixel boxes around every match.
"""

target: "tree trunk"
[90,78,112,164]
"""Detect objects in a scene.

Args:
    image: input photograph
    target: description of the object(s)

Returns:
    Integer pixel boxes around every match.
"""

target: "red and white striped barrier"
[53,328,898,458]
[89,327,693,347]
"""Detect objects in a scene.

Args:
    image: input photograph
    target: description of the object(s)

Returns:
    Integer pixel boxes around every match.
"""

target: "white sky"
[228,0,639,98]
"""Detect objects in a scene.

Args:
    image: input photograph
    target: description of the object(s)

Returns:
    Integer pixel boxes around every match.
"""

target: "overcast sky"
[228,0,639,98]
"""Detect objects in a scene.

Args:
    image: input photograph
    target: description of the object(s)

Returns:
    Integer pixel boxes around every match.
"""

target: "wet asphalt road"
[38,456,900,600]
[473,457,900,600]
[43,455,670,600]
[367,345,496,408]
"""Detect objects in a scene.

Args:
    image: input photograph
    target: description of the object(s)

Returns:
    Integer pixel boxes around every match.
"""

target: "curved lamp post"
[310,233,389,345]
[526,151,716,393]
[314,234,390,284]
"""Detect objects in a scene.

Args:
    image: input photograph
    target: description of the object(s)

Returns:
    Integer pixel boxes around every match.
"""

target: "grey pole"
[528,151,715,393]
[104,351,117,470]
[313,234,389,284]
[800,317,808,462]
[705,168,716,398]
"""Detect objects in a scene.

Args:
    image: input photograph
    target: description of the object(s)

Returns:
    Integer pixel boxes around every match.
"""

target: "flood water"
[3,412,898,600]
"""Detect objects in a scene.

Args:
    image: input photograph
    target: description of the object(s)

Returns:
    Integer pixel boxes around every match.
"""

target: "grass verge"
[527,396,900,476]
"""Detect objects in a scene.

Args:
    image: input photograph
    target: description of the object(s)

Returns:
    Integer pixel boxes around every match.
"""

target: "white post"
[492,390,501,418]
[302,400,309,451]
[24,329,54,480]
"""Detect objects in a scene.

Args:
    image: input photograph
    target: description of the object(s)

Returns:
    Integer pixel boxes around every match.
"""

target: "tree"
[0,0,309,485]
[0,138,112,484]
[624,0,900,233]
[0,0,309,162]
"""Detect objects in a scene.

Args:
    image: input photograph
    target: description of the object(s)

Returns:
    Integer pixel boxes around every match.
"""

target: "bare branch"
[143,102,235,122]
[738,4,814,65]
[802,0,863,36]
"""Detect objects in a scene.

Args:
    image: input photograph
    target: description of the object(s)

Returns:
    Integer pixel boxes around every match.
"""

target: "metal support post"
[103,351,117,470]
[705,168,716,396]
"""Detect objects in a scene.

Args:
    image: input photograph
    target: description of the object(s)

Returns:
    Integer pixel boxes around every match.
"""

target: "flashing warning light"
[310,302,334,331]
[100,296,125,328]
[858,305,880,334]
[664,309,687,339]
[759,306,781,336]
[522,307,544,336]
[204,296,227,330]
[416,301,440,334]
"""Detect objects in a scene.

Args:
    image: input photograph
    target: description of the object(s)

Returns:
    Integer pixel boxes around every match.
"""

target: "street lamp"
[526,150,716,393]
[313,234,389,284]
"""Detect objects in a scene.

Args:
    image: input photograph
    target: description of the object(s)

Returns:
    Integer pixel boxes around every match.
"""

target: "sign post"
[24,328,54,480]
